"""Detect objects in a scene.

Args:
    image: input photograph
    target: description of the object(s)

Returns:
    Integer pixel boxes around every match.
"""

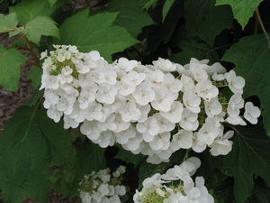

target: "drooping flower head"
[41,45,261,164]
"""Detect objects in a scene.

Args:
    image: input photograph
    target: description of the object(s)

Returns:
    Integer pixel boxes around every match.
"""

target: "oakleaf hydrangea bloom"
[79,166,127,203]
[41,45,261,164]
[133,157,214,203]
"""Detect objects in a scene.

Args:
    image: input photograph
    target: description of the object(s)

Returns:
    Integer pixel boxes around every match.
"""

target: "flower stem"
[255,8,270,49]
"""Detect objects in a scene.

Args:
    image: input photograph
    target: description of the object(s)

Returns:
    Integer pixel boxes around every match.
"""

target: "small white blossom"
[226,94,246,126]
[225,70,245,94]
[153,57,177,72]
[196,80,219,101]
[160,101,184,123]
[183,91,201,113]
[244,102,261,124]
[210,130,234,156]
[189,58,209,82]
[132,81,155,105]
[179,109,199,131]
[171,130,193,150]
[204,97,222,117]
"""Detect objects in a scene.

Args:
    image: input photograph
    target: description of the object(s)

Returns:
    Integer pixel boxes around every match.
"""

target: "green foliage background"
[0,0,270,202]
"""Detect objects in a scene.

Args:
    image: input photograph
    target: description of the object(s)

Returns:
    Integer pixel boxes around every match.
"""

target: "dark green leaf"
[223,123,270,203]
[106,0,154,37]
[0,107,76,202]
[249,179,270,203]
[115,148,145,166]
[51,140,106,196]
[28,67,42,90]
[0,45,26,91]
[171,38,219,64]
[60,10,137,61]
[0,107,49,203]
[222,34,270,135]
[41,122,75,168]
[185,0,233,46]
[213,178,234,203]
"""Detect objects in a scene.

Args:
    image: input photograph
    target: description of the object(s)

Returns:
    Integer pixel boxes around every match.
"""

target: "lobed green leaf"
[222,34,270,136]
[185,0,233,46]
[60,10,137,61]
[223,124,270,203]
[10,0,56,24]
[0,13,18,33]
[216,0,263,27]
[0,107,76,202]
[23,16,59,44]
[0,46,26,91]
[106,0,154,37]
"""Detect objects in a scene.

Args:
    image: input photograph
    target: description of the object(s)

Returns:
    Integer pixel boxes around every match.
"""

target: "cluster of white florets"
[79,166,127,203]
[133,157,214,203]
[40,45,261,164]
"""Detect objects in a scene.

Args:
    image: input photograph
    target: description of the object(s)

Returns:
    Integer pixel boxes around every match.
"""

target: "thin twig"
[182,149,190,162]
[255,8,270,49]
[16,34,40,64]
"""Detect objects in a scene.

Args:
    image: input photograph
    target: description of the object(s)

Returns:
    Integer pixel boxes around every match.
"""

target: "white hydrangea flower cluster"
[133,157,214,203]
[41,45,261,164]
[79,165,127,203]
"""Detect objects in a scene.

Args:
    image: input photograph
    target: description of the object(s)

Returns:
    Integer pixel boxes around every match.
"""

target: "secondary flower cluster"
[40,45,261,164]
[133,157,214,203]
[79,166,127,203]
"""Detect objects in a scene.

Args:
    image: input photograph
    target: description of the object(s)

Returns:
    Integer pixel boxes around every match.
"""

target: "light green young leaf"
[106,0,154,37]
[185,0,233,46]
[216,0,263,27]
[222,34,270,136]
[10,0,56,24]
[60,10,137,61]
[0,107,76,203]
[23,16,59,44]
[48,0,58,6]
[162,0,174,21]
[0,46,26,91]
[142,0,158,10]
[223,124,270,203]
[0,13,18,33]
